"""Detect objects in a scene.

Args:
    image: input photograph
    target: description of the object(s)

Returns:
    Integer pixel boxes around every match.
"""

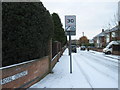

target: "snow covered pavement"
[29,48,118,88]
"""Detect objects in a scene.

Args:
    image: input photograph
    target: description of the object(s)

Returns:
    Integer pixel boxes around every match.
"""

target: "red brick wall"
[112,51,120,55]
[1,56,49,89]
[51,46,66,69]
[112,45,120,55]
[1,46,66,89]
[90,48,103,52]
[51,52,61,69]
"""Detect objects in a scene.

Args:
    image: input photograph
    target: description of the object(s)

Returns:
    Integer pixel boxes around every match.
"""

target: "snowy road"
[29,48,119,88]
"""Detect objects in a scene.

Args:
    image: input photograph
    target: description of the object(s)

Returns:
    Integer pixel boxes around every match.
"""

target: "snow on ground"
[89,50,119,61]
[29,48,118,88]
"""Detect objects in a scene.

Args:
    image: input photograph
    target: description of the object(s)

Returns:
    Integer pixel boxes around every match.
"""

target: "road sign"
[65,15,76,34]
[65,15,76,74]
[65,31,76,35]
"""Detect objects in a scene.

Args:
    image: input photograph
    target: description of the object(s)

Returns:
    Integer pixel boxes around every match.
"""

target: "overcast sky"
[42,0,119,40]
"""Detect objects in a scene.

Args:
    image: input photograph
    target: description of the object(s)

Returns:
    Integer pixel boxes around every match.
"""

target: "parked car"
[103,41,120,54]
[80,46,86,50]
[71,45,77,53]
[87,46,90,51]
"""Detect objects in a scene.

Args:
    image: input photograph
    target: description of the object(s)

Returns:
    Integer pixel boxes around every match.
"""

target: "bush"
[2,2,54,67]
[52,13,67,46]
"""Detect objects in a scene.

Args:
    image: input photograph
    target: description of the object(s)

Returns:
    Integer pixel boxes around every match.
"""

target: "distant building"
[93,1,120,48]
[71,40,79,45]
[93,26,120,48]
[93,29,106,48]
[89,39,94,44]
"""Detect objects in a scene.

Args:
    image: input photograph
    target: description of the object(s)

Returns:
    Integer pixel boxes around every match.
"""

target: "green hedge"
[52,13,67,46]
[2,2,54,67]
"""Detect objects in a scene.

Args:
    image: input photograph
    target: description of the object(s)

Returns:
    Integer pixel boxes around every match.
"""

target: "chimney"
[102,29,104,32]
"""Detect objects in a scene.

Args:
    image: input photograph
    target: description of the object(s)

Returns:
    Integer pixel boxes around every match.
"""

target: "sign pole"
[69,32,70,55]
[69,31,72,73]
[65,15,76,74]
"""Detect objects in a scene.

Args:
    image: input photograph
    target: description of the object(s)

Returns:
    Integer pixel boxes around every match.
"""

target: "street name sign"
[0,70,28,85]
[65,15,76,35]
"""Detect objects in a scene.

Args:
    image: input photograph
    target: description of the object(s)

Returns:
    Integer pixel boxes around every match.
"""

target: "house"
[93,29,106,48]
[105,26,120,43]
[93,26,120,48]
[89,39,94,44]
[71,39,79,45]
[93,1,120,48]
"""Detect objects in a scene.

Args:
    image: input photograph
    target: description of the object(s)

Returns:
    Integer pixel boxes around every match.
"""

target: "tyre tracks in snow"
[73,55,94,90]
[88,51,119,64]
[78,52,118,73]
[73,51,118,88]
[75,54,118,82]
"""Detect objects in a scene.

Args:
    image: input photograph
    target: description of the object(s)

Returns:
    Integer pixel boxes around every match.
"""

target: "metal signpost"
[65,15,76,74]
[118,1,120,23]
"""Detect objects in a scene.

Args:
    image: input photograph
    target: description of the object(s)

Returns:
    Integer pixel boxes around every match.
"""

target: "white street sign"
[65,15,76,32]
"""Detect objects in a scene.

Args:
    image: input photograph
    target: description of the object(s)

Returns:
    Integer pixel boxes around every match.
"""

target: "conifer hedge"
[2,2,54,67]
[52,13,67,46]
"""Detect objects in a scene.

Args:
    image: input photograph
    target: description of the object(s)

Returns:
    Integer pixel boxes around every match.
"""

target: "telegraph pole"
[82,32,84,36]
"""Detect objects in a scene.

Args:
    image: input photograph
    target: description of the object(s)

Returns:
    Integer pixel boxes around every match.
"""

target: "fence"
[51,46,66,69]
[112,45,120,55]
[52,41,61,58]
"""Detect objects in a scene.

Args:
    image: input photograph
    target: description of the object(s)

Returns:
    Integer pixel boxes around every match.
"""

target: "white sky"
[41,0,119,40]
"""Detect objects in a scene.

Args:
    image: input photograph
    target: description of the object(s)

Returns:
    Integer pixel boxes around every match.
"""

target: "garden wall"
[1,56,49,88]
[112,45,120,55]
[1,46,66,89]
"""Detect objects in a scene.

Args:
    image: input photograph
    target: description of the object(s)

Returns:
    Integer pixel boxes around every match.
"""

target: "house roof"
[106,26,119,33]
[93,31,105,38]
[93,26,119,39]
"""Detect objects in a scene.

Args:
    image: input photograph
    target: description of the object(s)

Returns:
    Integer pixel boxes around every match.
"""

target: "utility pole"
[82,32,84,36]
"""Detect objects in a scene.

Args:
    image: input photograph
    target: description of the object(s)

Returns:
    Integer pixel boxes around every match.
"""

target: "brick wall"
[51,46,66,69]
[1,56,49,89]
[1,46,66,89]
[52,41,61,58]
[51,52,61,69]
[51,46,66,68]
[90,48,103,52]
[112,45,120,55]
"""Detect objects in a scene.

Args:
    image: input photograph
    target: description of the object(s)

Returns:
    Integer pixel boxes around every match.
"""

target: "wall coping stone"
[0,56,48,70]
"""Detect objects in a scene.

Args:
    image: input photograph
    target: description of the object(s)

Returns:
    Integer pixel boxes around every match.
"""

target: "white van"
[103,41,120,54]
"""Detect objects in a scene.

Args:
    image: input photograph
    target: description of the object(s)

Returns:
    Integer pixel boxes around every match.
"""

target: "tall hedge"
[52,13,67,46]
[2,2,54,67]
